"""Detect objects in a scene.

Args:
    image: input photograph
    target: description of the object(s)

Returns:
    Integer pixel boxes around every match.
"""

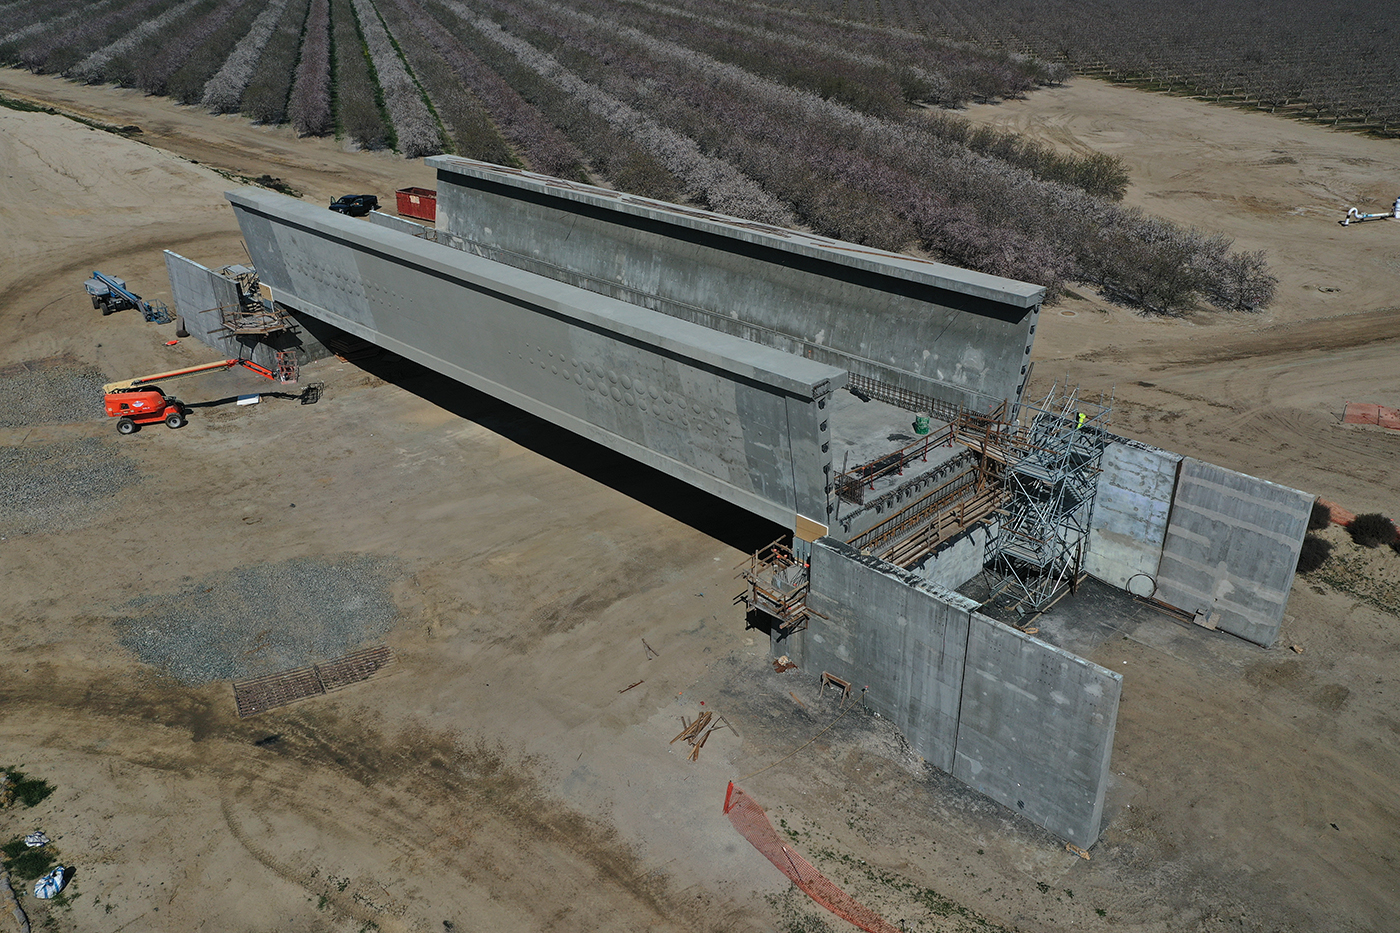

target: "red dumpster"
[395,186,437,222]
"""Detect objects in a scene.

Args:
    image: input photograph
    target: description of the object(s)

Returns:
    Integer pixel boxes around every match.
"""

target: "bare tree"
[351,0,442,157]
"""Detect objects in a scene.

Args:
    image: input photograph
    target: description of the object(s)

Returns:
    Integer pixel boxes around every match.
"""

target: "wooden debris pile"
[670,710,737,762]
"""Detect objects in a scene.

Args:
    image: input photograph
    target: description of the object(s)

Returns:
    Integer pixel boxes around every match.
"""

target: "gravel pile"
[0,358,110,427]
[116,555,402,684]
[0,437,141,535]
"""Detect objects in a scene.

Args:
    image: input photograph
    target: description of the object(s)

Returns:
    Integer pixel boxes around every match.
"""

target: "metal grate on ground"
[315,645,395,691]
[232,645,397,717]
[233,666,324,718]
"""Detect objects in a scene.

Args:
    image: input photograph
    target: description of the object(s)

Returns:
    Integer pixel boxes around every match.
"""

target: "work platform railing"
[845,373,960,423]
[836,401,1014,567]
[735,539,815,633]
[845,456,1008,567]
[834,424,958,505]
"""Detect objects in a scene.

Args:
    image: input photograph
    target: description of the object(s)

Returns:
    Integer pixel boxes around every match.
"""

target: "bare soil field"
[962,80,1400,519]
[1,71,1397,933]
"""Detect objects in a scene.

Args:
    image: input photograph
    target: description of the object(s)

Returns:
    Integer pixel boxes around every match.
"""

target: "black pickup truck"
[329,194,380,216]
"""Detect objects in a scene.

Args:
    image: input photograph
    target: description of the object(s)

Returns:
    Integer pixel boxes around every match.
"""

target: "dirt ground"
[0,71,1397,933]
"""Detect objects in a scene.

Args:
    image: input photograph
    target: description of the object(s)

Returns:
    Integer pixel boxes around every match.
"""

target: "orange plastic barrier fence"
[724,782,902,933]
[1317,498,1356,527]
[1343,402,1400,430]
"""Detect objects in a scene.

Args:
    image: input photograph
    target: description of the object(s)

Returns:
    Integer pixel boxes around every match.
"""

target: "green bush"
[1308,499,1332,531]
[3,847,56,882]
[1,836,56,882]
[5,769,54,807]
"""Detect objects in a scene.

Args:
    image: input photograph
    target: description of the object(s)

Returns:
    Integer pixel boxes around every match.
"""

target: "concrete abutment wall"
[1155,459,1312,646]
[795,538,1120,848]
[163,250,332,371]
[1085,436,1182,593]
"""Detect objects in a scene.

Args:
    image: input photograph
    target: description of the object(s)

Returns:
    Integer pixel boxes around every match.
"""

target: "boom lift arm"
[85,270,173,323]
[103,358,276,393]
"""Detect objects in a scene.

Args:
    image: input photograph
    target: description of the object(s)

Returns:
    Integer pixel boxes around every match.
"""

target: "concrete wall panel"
[226,189,843,528]
[164,250,331,370]
[910,525,990,591]
[1084,438,1182,592]
[802,538,976,772]
[366,210,433,237]
[1155,459,1311,646]
[952,616,1121,848]
[428,158,1042,413]
[165,249,241,338]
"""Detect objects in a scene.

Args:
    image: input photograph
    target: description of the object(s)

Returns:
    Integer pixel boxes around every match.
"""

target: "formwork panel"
[952,616,1121,848]
[227,189,843,528]
[1154,459,1311,646]
[428,158,1042,414]
[1084,437,1182,592]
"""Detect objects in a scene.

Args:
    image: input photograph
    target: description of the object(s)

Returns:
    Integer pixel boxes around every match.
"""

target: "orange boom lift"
[103,358,276,435]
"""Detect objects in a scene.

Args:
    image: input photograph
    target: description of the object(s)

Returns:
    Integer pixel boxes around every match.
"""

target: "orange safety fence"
[1343,402,1400,430]
[1317,498,1356,527]
[723,782,902,933]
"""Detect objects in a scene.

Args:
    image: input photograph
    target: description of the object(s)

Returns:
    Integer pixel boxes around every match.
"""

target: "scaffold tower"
[983,382,1111,612]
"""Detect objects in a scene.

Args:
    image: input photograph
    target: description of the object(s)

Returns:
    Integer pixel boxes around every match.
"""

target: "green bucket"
[913,415,931,435]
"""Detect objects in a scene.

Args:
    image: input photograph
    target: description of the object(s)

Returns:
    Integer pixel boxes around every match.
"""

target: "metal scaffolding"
[734,539,814,633]
[217,265,297,335]
[981,382,1111,611]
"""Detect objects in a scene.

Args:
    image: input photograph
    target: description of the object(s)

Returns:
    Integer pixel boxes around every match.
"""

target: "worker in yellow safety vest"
[1076,411,1087,428]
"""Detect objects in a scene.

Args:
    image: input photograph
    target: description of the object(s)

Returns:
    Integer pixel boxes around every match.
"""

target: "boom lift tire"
[117,418,137,435]
[164,412,186,429]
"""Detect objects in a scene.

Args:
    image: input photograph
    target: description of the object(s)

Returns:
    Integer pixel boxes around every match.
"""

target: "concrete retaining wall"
[1084,437,1181,593]
[164,250,330,371]
[802,538,977,771]
[799,538,1120,846]
[952,616,1121,849]
[1154,458,1311,646]
[427,158,1042,414]
[227,188,843,530]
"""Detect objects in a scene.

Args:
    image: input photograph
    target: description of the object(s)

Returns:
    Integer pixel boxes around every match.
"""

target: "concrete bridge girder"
[228,188,842,532]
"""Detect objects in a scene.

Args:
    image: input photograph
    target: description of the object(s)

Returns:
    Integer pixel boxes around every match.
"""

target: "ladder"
[275,350,299,384]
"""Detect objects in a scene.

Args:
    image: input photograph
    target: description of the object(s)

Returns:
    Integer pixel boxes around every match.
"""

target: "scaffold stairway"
[980,381,1111,611]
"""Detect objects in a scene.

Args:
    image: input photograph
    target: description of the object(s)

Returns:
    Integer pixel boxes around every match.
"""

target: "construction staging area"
[3,72,1400,933]
[209,159,1311,850]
